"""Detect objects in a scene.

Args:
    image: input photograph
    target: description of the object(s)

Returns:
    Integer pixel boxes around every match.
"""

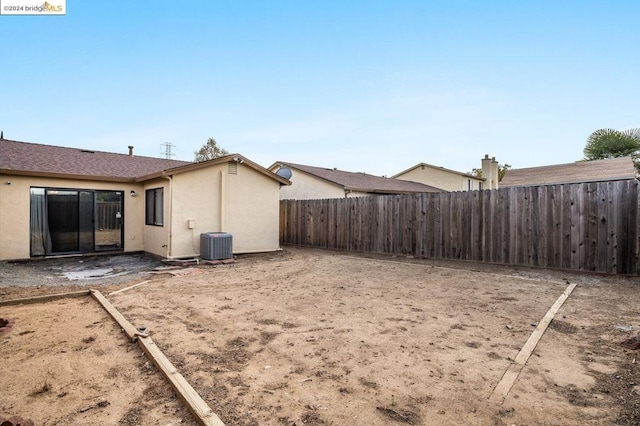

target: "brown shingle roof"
[500,157,637,187]
[276,162,442,194]
[0,138,191,180]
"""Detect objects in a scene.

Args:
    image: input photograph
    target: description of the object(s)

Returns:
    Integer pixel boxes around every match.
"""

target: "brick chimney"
[128,146,134,157]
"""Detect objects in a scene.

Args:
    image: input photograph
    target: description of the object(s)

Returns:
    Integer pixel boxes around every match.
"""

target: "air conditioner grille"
[200,232,233,260]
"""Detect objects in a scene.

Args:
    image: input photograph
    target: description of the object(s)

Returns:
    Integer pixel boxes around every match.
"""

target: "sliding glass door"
[47,190,82,253]
[30,188,124,256]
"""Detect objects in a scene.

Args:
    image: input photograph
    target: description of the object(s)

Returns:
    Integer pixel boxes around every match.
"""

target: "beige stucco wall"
[395,166,484,191]
[168,166,221,258]
[168,162,281,258]
[0,173,144,261]
[1,162,282,261]
[142,178,171,259]
[225,164,282,254]
[270,167,345,200]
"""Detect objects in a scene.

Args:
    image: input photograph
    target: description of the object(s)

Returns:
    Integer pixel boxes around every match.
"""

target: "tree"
[194,137,229,162]
[583,128,640,162]
[469,163,511,182]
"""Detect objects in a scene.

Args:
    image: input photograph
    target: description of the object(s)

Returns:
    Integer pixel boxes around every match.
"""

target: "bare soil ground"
[0,297,196,425]
[1,247,639,425]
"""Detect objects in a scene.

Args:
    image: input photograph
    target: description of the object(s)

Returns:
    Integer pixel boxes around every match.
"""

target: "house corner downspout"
[162,172,173,258]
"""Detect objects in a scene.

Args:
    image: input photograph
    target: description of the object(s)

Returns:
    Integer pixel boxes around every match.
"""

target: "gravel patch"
[0,253,162,288]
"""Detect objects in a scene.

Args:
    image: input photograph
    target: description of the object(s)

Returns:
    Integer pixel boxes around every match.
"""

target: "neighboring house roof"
[0,138,290,185]
[270,161,442,194]
[392,162,485,181]
[500,157,637,187]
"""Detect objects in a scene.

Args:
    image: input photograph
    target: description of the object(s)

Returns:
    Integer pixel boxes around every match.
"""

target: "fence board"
[577,184,586,270]
[424,194,434,258]
[483,190,491,262]
[508,188,517,264]
[416,194,425,257]
[569,184,580,270]
[630,180,639,274]
[522,187,532,265]
[597,183,608,272]
[434,194,441,258]
[536,186,547,268]
[607,182,616,273]
[530,187,540,266]
[442,193,451,258]
[473,191,482,261]
[547,186,555,268]
[499,189,509,263]
[585,183,598,271]
[560,185,571,269]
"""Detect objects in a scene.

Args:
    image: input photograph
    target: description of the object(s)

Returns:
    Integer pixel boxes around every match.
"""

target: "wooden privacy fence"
[280,179,640,275]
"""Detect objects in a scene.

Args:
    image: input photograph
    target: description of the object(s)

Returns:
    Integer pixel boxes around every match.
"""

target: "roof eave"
[135,154,291,185]
[0,168,135,183]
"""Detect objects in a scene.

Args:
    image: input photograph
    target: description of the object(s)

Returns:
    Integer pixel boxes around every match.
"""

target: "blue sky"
[1,1,638,176]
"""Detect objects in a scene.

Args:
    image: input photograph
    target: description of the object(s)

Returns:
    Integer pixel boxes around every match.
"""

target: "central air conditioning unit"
[200,232,233,260]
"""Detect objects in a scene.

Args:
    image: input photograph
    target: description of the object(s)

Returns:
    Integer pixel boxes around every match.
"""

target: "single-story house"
[0,138,290,261]
[500,157,637,187]
[268,161,442,200]
[392,156,495,191]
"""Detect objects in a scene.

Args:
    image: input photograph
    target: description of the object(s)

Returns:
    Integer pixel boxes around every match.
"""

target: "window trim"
[145,187,164,226]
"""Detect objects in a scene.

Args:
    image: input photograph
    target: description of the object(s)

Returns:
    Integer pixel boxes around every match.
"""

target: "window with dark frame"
[145,188,164,226]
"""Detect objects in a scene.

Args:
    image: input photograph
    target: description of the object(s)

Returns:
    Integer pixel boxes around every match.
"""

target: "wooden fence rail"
[280,180,640,275]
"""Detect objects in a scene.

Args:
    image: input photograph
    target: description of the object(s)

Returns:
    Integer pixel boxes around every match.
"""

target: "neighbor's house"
[268,161,442,200]
[393,155,499,191]
[500,157,637,187]
[0,138,290,261]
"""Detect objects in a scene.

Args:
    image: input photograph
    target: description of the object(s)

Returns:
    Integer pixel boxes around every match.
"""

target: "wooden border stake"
[0,290,91,307]
[489,283,577,402]
[90,290,225,426]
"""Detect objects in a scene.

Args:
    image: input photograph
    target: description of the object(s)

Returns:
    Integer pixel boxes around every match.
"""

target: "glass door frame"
[29,186,125,256]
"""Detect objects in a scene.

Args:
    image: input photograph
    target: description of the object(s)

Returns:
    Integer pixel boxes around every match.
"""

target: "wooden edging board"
[0,290,91,307]
[90,290,225,426]
[489,282,577,402]
[108,280,153,296]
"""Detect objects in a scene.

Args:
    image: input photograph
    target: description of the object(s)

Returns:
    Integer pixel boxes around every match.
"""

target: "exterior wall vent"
[200,232,233,260]
[228,162,238,174]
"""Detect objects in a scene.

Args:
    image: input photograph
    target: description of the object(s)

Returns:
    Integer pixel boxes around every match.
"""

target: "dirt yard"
[1,247,639,425]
